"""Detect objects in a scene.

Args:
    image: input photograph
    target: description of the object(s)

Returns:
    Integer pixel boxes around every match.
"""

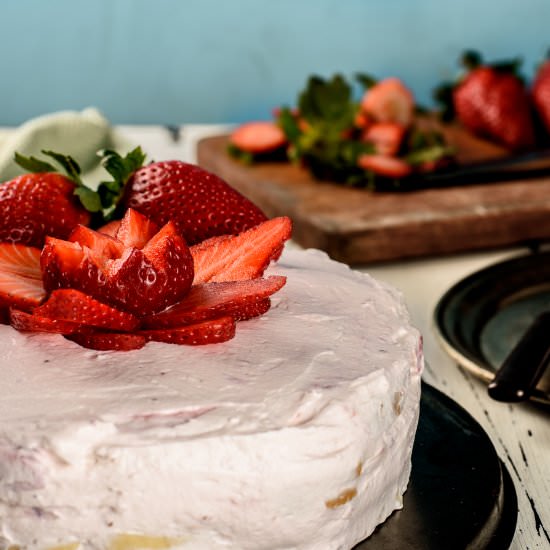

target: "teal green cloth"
[0,108,133,187]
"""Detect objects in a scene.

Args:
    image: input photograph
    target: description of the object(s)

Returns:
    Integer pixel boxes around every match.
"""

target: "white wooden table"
[120,124,550,550]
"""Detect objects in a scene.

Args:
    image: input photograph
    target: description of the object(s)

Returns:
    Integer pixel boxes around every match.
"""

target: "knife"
[377,148,550,191]
[487,311,550,402]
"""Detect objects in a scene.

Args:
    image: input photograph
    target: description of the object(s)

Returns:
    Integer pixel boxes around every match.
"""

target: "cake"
[0,150,423,549]
[0,246,423,550]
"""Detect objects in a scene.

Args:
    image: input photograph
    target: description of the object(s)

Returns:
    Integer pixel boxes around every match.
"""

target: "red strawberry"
[0,242,46,310]
[0,151,100,247]
[41,209,194,316]
[532,54,550,135]
[97,220,122,237]
[9,309,81,334]
[357,154,412,179]
[34,289,139,331]
[139,316,236,346]
[142,275,286,329]
[65,330,147,351]
[0,172,91,248]
[452,52,535,151]
[360,78,415,128]
[115,208,159,249]
[362,122,407,156]
[230,121,288,154]
[119,159,268,245]
[191,216,292,284]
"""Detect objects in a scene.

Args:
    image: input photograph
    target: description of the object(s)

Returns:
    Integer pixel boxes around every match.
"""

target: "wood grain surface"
[197,131,550,265]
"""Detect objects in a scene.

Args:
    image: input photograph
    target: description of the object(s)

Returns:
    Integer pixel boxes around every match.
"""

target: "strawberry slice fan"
[0,149,292,351]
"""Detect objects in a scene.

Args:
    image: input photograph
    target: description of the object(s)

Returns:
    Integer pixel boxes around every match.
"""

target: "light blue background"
[1,0,549,125]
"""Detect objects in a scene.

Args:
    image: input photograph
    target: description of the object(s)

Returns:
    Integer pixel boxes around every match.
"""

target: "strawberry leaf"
[41,150,83,185]
[74,186,103,212]
[13,152,56,173]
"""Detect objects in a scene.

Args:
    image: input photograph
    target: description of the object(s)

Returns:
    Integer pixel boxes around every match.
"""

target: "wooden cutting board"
[197,130,550,265]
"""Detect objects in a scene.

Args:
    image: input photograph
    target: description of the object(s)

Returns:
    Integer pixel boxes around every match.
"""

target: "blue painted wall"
[1,0,549,125]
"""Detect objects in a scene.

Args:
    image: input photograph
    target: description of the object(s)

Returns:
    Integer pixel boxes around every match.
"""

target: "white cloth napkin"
[0,107,133,185]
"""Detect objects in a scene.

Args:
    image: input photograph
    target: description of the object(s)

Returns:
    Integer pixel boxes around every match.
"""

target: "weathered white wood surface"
[120,124,550,550]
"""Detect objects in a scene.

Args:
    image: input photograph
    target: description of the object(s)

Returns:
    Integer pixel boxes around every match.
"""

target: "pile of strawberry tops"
[0,148,291,351]
[229,49,550,185]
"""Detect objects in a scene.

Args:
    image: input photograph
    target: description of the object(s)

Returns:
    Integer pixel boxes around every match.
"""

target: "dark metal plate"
[355,382,517,550]
[434,250,550,404]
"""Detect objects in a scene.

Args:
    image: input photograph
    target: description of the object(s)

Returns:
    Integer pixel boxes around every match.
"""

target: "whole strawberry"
[0,152,93,247]
[532,52,550,135]
[451,51,535,151]
[95,149,267,245]
[124,160,267,244]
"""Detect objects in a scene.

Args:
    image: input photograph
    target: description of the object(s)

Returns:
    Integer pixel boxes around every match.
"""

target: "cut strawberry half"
[362,122,406,156]
[357,154,413,179]
[69,225,125,261]
[360,78,415,127]
[0,242,46,311]
[139,316,236,346]
[65,330,147,351]
[230,121,288,154]
[191,216,292,284]
[34,289,139,331]
[142,275,286,329]
[9,309,81,334]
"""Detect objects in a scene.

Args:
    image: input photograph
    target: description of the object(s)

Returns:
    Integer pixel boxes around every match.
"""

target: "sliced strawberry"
[69,225,124,260]
[191,216,292,284]
[97,220,121,237]
[65,330,147,351]
[0,242,46,310]
[34,289,139,331]
[362,122,406,156]
[139,316,236,346]
[9,309,81,334]
[115,208,159,249]
[360,78,415,127]
[142,276,286,329]
[357,154,413,179]
[230,121,288,154]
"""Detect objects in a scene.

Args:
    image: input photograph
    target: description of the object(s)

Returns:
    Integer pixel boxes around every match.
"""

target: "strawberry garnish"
[139,316,236,346]
[142,276,286,329]
[191,216,292,284]
[65,330,147,352]
[41,209,194,316]
[0,151,106,247]
[230,121,288,154]
[0,242,46,310]
[115,208,159,249]
[9,309,81,334]
[89,149,267,245]
[34,289,139,331]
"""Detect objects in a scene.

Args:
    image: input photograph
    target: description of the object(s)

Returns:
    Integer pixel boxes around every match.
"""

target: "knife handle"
[488,311,550,402]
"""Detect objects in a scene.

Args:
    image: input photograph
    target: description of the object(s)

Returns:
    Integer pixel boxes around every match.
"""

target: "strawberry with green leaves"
[88,148,268,245]
[0,151,96,248]
[435,51,535,151]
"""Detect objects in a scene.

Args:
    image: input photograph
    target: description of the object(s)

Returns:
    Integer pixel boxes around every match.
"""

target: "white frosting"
[0,248,423,550]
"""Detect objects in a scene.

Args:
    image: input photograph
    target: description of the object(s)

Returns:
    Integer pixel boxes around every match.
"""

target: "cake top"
[0,248,419,451]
